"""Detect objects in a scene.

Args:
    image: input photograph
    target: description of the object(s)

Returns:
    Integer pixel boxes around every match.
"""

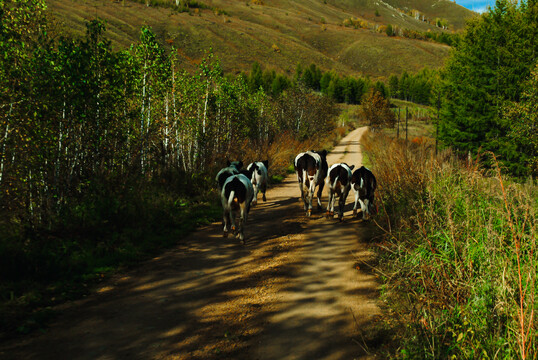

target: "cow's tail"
[332,175,339,189]
[227,190,235,209]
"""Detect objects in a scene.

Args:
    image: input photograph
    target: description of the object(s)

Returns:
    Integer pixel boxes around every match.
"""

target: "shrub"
[362,131,537,359]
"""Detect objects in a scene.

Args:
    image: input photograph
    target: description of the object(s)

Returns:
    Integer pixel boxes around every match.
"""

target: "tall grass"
[362,131,537,358]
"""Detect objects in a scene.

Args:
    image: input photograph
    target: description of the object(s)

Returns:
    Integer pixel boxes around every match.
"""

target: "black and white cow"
[246,160,269,205]
[215,160,243,191]
[221,172,254,244]
[351,166,377,220]
[294,150,328,216]
[326,163,355,221]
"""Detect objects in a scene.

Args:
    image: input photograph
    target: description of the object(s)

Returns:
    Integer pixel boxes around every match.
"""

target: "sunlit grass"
[362,130,537,358]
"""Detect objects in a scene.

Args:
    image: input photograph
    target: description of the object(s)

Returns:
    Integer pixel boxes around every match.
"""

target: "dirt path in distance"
[0,127,386,360]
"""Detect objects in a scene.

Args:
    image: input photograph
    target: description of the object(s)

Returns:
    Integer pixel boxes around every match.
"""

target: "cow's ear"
[227,159,231,166]
[320,150,328,158]
[263,160,269,169]
[349,165,355,170]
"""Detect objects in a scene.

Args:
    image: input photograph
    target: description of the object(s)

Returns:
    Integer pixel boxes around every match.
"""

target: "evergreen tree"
[374,81,388,99]
[271,74,290,95]
[320,72,333,94]
[389,75,399,99]
[248,61,263,92]
[503,64,538,176]
[262,69,275,94]
[301,66,314,89]
[327,76,344,103]
[440,0,537,174]
[309,64,322,91]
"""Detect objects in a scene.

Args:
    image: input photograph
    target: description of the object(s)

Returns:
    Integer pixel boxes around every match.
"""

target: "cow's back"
[329,164,351,187]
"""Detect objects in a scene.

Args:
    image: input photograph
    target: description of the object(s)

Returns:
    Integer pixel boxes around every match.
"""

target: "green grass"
[0,189,221,336]
[362,131,537,359]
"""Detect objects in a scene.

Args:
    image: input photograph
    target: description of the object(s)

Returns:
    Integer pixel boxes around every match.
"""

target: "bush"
[360,89,395,130]
[362,131,537,359]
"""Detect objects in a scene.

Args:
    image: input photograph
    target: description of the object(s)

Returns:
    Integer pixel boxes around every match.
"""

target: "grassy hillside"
[47,0,474,79]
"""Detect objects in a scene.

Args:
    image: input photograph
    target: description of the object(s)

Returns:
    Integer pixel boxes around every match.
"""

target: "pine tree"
[389,75,399,99]
[440,0,538,174]
[504,64,538,176]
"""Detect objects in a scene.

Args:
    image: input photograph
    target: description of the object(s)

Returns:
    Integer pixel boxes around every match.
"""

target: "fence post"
[397,107,400,138]
[405,106,408,141]
[436,92,440,156]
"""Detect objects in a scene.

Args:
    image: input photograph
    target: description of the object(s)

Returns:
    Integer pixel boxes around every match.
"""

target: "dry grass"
[46,0,463,80]
[362,131,537,358]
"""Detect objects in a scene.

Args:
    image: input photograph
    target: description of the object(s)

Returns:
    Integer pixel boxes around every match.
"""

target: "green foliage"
[440,0,538,176]
[504,64,538,177]
[362,132,537,359]
[0,7,346,334]
[389,69,436,105]
[385,23,394,36]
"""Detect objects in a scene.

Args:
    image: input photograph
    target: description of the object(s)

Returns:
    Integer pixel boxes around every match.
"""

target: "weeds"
[363,131,537,358]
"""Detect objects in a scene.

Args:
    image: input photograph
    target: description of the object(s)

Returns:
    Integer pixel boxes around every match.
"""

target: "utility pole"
[405,106,408,141]
[397,108,400,138]
[436,92,440,156]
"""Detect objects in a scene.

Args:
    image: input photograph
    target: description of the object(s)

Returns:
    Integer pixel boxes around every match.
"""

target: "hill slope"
[47,0,476,79]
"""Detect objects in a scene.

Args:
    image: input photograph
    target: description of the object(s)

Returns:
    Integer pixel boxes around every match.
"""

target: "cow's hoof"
[339,216,343,222]
[252,200,257,206]
[262,194,266,202]
[353,209,357,217]
[223,231,228,238]
[307,210,312,217]
[325,211,331,218]
[240,239,245,245]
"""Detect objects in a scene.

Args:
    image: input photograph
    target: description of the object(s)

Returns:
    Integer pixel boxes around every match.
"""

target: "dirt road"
[0,127,385,360]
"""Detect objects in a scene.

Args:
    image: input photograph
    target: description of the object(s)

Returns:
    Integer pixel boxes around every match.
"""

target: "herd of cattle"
[215,150,377,244]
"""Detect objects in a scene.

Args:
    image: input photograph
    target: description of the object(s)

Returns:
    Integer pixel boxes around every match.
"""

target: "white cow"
[351,166,377,220]
[246,160,269,205]
[326,163,355,221]
[294,150,328,216]
[215,160,243,190]
[221,173,254,244]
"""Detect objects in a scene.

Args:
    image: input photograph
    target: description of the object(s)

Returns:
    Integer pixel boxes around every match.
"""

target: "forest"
[1,0,537,357]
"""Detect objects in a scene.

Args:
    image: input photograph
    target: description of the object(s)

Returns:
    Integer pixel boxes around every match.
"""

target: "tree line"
[0,0,337,235]
[244,62,394,105]
[440,0,537,177]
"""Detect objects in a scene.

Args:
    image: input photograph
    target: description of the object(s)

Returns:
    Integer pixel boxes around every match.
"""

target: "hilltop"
[47,0,476,79]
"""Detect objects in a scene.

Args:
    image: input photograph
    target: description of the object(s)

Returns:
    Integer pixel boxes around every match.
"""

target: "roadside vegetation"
[362,0,537,357]
[1,0,536,356]
[363,129,536,359]
[0,0,348,336]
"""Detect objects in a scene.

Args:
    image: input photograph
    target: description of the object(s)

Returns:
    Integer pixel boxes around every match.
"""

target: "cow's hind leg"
[362,199,370,220]
[230,208,238,235]
[316,182,325,210]
[353,190,359,217]
[326,190,333,218]
[307,190,314,217]
[251,185,259,206]
[359,199,368,220]
[223,209,231,237]
[338,189,349,221]
[238,202,248,244]
[261,182,267,202]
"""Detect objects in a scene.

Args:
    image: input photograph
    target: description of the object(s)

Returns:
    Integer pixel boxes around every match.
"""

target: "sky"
[455,0,497,13]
